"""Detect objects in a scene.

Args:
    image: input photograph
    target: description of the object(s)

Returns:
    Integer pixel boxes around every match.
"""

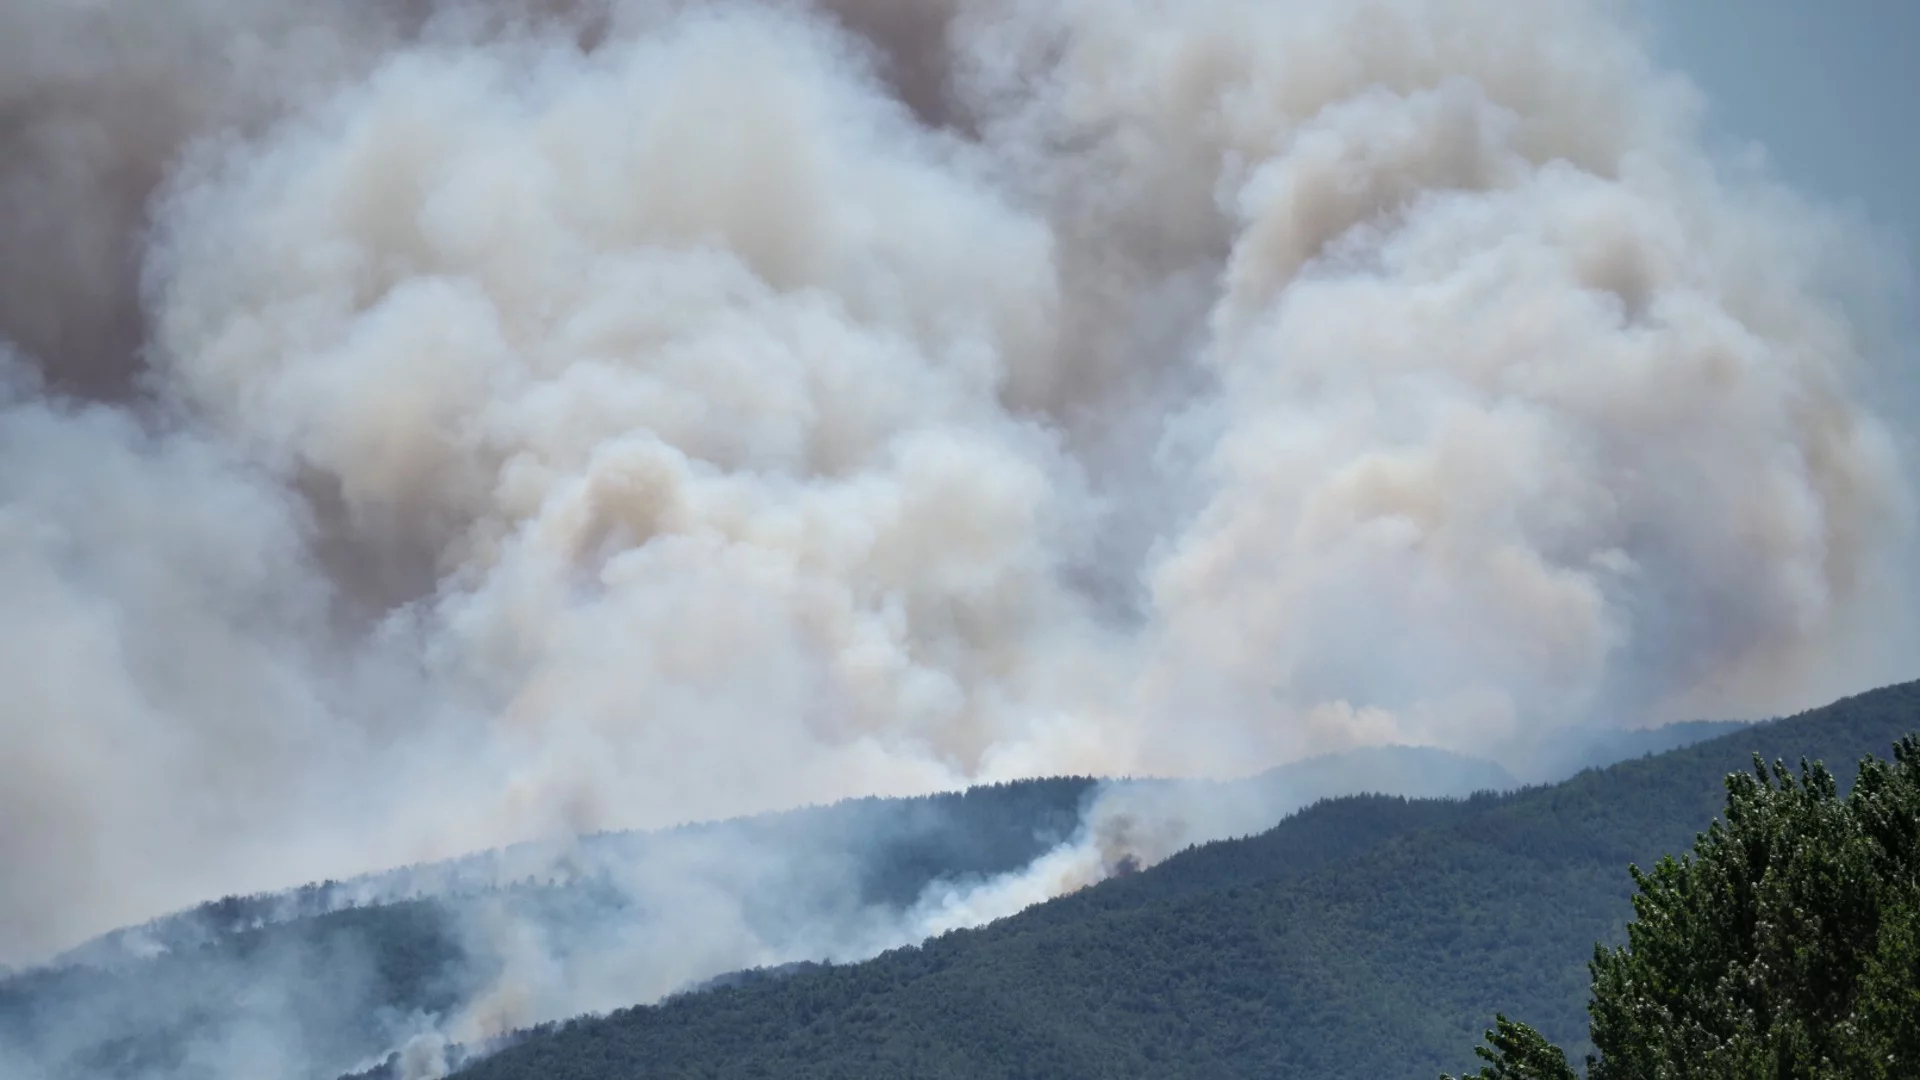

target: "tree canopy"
[1452,736,1920,1079]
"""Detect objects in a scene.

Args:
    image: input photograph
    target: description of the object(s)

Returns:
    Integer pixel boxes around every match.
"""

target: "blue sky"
[1652,1,1918,266]
[1650,1,1919,407]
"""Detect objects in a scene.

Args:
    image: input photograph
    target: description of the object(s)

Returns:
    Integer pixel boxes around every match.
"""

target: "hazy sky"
[1652,1,1919,267]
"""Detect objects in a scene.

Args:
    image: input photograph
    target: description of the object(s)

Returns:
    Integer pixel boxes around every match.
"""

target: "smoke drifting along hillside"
[2,0,1913,1021]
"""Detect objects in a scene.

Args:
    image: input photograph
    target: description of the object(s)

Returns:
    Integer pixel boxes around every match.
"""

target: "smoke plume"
[3,0,1914,1022]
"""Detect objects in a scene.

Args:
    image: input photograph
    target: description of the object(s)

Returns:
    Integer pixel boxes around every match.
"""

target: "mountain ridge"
[0,703,1850,1080]
[442,680,1920,1080]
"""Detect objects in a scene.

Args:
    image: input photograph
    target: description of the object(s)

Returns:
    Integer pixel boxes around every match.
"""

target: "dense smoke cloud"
[2,0,1914,987]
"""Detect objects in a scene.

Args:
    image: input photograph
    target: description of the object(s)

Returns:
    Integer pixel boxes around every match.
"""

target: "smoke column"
[2,0,1915,982]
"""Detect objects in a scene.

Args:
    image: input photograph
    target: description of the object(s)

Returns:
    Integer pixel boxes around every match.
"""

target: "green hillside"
[445,681,1920,1080]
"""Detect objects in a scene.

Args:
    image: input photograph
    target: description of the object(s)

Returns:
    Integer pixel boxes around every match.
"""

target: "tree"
[1450,736,1920,1079]
[1444,1015,1577,1080]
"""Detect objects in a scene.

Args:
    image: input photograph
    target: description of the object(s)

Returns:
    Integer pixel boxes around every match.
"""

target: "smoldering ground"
[1,0,1916,1073]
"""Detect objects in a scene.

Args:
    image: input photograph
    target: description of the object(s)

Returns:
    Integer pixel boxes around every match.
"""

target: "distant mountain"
[442,681,1920,1080]
[1260,744,1519,799]
[1500,718,1750,783]
[0,707,1772,1080]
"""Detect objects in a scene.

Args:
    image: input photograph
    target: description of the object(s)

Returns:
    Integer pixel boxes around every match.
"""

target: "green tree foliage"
[1587,737,1920,1079]
[1455,736,1920,1079]
[1446,1015,1577,1080]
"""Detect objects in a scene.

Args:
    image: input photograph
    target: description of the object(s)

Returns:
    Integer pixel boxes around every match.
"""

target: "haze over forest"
[2,2,1916,1074]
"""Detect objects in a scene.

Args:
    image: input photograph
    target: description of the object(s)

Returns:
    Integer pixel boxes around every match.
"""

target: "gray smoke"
[2,0,1915,1046]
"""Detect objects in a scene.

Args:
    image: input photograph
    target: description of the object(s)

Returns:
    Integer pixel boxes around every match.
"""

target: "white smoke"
[2,0,1914,1042]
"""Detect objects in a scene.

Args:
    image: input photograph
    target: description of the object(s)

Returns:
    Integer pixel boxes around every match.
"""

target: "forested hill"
[0,697,1866,1080]
[447,680,1920,1080]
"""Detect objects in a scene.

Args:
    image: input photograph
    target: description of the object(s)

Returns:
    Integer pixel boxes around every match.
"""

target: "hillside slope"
[0,714,1786,1080]
[448,680,1920,1080]
[0,745,1511,1080]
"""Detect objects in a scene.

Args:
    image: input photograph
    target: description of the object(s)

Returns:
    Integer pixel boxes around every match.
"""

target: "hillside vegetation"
[446,681,1920,1080]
